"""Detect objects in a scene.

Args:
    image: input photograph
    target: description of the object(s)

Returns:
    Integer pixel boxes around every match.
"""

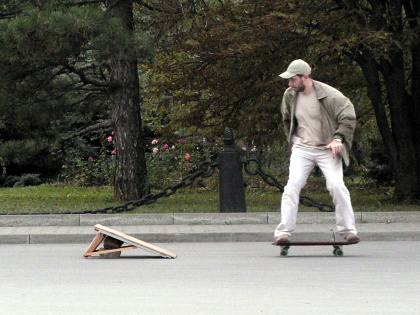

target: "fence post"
[218,127,247,212]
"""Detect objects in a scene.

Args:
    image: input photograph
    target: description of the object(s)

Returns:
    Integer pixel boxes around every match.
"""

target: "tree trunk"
[356,49,420,202]
[380,50,419,201]
[410,36,420,202]
[107,0,147,200]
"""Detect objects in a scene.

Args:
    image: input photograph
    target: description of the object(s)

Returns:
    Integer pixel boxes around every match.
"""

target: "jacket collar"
[288,80,327,99]
[313,80,327,99]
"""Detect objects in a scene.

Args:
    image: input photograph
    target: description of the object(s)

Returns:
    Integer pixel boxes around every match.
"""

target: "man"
[274,59,360,243]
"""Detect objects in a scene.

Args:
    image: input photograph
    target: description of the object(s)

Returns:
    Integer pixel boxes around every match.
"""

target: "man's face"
[288,75,305,92]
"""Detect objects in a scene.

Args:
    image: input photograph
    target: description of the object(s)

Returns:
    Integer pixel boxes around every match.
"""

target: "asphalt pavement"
[1,242,419,314]
[1,211,419,314]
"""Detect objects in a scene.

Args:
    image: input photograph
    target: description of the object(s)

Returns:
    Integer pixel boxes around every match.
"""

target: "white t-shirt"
[292,89,326,150]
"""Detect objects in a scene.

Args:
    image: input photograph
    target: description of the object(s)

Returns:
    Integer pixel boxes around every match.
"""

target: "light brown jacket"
[281,80,356,166]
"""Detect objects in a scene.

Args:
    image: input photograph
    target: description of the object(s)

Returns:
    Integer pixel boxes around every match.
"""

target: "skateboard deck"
[272,239,360,257]
[83,224,177,259]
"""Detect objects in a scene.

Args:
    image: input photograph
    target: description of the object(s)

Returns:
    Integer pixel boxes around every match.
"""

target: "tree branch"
[64,0,104,6]
[0,10,22,19]
[65,65,118,89]
[133,0,182,14]
[62,120,113,141]
[0,0,104,19]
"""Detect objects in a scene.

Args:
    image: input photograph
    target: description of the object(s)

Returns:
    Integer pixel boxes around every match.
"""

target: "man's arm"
[334,97,357,143]
[281,92,292,140]
[324,97,356,158]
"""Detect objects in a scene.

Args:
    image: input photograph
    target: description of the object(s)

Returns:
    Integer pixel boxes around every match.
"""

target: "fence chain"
[2,158,334,215]
[1,161,218,216]
[243,158,335,212]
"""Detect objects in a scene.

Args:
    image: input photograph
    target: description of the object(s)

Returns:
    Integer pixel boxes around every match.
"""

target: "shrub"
[365,138,393,186]
[145,137,219,189]
[60,132,115,186]
[1,173,42,187]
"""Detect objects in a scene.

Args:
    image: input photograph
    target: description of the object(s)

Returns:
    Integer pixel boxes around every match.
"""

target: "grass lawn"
[0,181,418,215]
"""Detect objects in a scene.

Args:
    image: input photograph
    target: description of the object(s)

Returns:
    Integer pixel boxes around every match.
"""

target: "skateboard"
[271,239,360,257]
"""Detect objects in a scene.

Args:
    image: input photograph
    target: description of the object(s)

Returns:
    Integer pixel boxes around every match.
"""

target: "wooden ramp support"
[83,224,177,259]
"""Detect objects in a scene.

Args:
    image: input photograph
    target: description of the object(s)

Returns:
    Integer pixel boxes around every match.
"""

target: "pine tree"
[0,0,154,200]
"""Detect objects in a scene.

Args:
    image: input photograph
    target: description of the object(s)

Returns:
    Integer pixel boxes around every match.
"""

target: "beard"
[291,76,306,92]
[295,78,305,92]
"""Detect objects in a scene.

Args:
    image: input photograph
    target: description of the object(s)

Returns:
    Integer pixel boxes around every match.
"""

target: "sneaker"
[275,235,290,243]
[345,233,360,242]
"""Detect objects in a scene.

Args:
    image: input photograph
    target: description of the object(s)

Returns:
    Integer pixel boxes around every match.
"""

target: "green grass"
[0,184,117,214]
[0,182,418,215]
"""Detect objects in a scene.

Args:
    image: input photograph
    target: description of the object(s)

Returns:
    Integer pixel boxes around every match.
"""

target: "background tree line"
[0,0,419,203]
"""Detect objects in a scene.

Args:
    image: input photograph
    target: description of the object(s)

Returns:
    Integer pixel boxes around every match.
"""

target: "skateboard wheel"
[280,249,289,257]
[333,249,343,257]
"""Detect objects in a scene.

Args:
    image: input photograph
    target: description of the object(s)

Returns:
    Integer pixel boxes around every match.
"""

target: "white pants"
[274,147,357,238]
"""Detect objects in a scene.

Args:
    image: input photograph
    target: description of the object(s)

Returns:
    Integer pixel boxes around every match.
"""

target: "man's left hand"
[324,140,342,158]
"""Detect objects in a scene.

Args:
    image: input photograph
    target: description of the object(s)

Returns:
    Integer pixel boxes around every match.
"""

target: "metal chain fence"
[243,158,335,212]
[1,158,334,215]
[1,161,218,216]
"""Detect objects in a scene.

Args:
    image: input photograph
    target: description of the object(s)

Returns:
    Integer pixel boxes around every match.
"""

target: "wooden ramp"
[83,224,177,259]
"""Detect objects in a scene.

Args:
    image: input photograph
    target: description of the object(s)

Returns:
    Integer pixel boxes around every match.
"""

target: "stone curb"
[0,211,419,227]
[1,212,418,245]
[1,222,419,245]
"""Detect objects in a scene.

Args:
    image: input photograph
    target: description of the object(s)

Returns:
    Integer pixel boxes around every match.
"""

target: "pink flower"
[185,153,191,160]
[111,150,116,155]
[107,136,113,142]
[177,138,183,143]
[153,147,159,154]
[162,144,169,150]
[186,162,192,168]
[88,156,94,161]
[111,131,115,135]
[151,139,159,145]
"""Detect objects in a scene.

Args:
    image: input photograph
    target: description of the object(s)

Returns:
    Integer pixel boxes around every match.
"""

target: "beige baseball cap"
[279,59,311,79]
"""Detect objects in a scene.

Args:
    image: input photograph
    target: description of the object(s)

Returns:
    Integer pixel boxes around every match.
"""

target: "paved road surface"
[1,241,418,314]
